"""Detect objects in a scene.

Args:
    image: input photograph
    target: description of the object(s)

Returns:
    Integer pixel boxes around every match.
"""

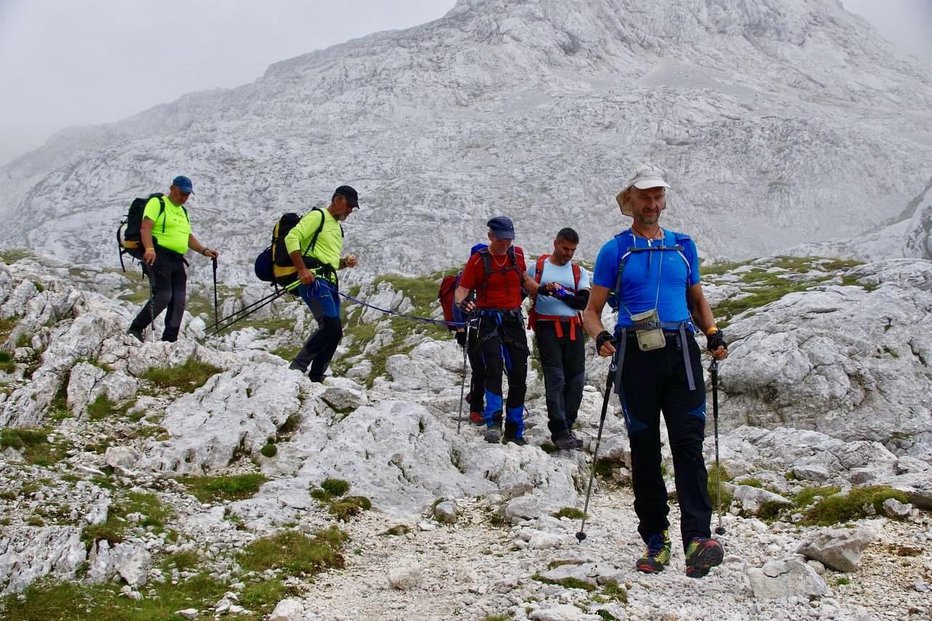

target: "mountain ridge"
[0,0,930,282]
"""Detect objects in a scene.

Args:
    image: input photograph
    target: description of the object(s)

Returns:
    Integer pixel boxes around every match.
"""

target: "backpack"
[527,254,582,330]
[117,193,189,271]
[254,208,330,287]
[438,272,462,331]
[438,243,490,331]
[607,229,693,311]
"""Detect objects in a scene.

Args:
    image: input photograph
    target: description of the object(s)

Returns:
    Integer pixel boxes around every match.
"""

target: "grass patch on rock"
[0,428,67,466]
[237,526,348,575]
[82,491,173,548]
[0,571,276,621]
[309,479,372,521]
[801,485,909,525]
[141,358,221,393]
[178,473,267,503]
[552,507,586,520]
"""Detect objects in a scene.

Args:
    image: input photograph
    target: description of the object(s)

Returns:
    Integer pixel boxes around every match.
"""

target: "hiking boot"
[504,435,527,446]
[553,435,577,451]
[288,361,307,373]
[469,411,484,426]
[484,425,502,444]
[636,531,672,574]
[308,374,325,383]
[684,537,724,578]
[126,328,144,343]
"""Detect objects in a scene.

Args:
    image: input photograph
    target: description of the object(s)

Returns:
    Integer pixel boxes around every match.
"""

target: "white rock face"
[143,362,313,474]
[721,260,932,459]
[0,527,86,595]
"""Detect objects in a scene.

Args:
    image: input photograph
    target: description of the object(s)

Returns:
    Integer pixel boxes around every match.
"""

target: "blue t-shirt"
[591,229,700,330]
[527,259,590,317]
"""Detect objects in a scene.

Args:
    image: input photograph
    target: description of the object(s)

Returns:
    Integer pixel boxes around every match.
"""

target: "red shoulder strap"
[534,255,548,285]
[572,262,581,291]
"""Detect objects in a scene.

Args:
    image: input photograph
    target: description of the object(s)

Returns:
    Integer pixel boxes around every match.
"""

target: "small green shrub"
[382,524,411,536]
[260,441,278,458]
[142,358,222,393]
[0,351,16,374]
[329,496,372,521]
[320,478,351,497]
[178,473,267,503]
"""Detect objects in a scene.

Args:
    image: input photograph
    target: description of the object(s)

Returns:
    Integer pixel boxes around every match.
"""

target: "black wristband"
[706,330,726,352]
[596,330,614,351]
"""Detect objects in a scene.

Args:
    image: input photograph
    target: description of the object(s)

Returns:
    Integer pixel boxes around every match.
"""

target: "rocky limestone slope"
[0,253,930,619]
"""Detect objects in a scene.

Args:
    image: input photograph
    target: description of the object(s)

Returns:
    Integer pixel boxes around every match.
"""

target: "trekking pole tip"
[575,531,587,542]
[715,526,726,535]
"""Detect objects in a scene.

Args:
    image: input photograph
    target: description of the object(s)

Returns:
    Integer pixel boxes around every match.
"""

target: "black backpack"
[254,208,330,286]
[117,193,187,271]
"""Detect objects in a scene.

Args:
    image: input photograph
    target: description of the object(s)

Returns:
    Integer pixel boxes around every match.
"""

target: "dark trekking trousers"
[466,326,486,413]
[534,319,586,441]
[615,329,712,549]
[293,279,342,381]
[477,311,529,438]
[129,251,187,342]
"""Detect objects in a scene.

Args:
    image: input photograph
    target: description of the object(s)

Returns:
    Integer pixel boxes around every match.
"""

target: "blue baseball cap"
[172,175,194,194]
[487,216,515,240]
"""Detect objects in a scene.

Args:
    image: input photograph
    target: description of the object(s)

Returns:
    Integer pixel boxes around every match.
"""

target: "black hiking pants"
[476,311,528,437]
[615,330,712,549]
[534,320,586,441]
[465,326,485,413]
[130,251,187,342]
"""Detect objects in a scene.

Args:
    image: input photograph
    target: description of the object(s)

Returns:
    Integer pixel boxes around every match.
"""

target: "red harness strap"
[534,314,581,340]
[528,255,582,337]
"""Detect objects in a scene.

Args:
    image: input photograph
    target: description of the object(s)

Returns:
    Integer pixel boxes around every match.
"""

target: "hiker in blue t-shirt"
[527,228,591,451]
[583,164,728,579]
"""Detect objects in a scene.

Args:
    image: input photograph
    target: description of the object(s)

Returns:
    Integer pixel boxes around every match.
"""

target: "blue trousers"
[292,280,342,380]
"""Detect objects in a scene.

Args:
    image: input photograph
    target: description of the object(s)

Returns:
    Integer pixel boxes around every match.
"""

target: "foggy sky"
[0,0,929,166]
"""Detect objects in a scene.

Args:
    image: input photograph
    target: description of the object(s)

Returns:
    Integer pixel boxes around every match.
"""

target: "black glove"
[596,330,615,352]
[706,328,726,352]
[455,331,467,347]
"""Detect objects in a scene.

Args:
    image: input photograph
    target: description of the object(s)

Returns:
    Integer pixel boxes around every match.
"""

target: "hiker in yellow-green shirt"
[285,185,359,382]
[127,175,218,342]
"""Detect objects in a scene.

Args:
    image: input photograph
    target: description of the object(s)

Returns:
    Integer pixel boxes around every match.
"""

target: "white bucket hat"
[616,164,670,216]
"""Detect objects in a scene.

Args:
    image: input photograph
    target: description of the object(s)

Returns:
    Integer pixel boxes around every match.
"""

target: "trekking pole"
[576,355,617,543]
[211,256,219,328]
[710,358,725,535]
[207,282,298,336]
[456,319,473,433]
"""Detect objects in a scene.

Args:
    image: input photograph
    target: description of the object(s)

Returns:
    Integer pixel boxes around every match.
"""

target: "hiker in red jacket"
[454,217,540,445]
